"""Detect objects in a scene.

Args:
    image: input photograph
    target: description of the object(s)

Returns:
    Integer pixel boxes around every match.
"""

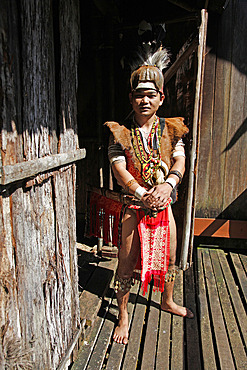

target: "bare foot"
[113,312,129,344]
[161,301,194,319]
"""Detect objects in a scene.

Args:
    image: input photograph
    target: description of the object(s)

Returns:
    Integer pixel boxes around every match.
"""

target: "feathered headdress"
[130,47,170,93]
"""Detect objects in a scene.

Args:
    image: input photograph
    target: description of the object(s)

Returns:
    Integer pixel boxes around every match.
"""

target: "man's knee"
[117,256,138,278]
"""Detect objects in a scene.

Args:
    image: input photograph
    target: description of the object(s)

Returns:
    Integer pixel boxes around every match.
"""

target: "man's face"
[129,89,164,117]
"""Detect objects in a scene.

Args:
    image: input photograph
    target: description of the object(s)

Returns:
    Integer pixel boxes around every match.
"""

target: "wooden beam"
[167,0,198,12]
[164,35,199,84]
[194,218,247,239]
[0,148,86,185]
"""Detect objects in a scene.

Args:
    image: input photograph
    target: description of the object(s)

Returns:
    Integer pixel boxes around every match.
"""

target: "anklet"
[165,268,179,283]
[114,273,134,293]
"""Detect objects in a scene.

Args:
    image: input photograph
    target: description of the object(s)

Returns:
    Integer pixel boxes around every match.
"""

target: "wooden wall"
[196,0,247,220]
[0,0,81,368]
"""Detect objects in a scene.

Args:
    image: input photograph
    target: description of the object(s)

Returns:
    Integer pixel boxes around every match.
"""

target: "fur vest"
[105,117,189,186]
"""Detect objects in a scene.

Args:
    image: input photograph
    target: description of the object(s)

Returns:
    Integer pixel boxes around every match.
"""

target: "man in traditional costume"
[105,47,193,345]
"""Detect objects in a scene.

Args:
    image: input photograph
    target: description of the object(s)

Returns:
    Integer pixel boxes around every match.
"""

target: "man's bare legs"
[160,207,194,318]
[113,208,140,344]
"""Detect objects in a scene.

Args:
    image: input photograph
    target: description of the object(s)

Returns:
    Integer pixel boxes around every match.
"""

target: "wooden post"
[180,9,208,270]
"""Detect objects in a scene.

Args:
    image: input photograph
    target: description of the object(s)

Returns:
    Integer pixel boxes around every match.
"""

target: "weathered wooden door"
[0,0,84,368]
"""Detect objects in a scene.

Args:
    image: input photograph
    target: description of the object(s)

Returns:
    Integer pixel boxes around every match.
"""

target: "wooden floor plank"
[210,250,247,369]
[156,309,171,369]
[239,253,247,274]
[72,291,114,370]
[85,259,118,370]
[106,282,140,370]
[217,250,247,350]
[122,285,150,370]
[202,249,235,369]
[86,310,115,369]
[73,246,246,370]
[141,289,161,369]
[196,248,217,370]
[230,252,247,307]
[170,271,184,370]
[79,258,117,325]
[184,264,202,369]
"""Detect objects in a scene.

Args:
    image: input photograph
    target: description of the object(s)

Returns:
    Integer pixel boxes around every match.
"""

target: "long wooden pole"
[180,10,208,270]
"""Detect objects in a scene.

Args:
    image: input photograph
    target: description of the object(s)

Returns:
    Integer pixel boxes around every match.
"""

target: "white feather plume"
[130,46,170,73]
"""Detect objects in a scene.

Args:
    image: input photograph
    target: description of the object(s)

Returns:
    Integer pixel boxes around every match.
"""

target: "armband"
[165,178,177,189]
[168,170,183,184]
[134,186,147,200]
[173,151,185,158]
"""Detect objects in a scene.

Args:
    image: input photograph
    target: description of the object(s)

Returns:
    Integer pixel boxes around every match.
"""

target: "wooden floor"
[71,246,247,370]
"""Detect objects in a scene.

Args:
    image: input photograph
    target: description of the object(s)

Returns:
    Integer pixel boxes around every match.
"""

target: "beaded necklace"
[131,116,161,183]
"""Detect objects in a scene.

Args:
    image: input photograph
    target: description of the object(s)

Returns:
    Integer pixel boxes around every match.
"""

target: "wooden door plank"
[217,250,247,349]
[184,265,202,369]
[196,22,217,217]
[222,0,247,213]
[141,289,161,369]
[202,249,235,369]
[156,310,172,369]
[230,252,247,307]
[197,249,217,369]
[122,285,150,370]
[210,250,247,369]
[170,271,184,370]
[208,3,233,216]
[106,282,140,370]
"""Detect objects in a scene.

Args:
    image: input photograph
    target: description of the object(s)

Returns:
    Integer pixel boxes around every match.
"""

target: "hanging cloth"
[134,199,171,295]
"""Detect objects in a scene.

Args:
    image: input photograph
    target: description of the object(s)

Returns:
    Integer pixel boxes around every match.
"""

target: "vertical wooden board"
[240,67,247,197]
[170,271,184,370]
[0,0,23,165]
[122,286,150,370]
[21,0,57,160]
[57,0,80,153]
[208,3,233,216]
[141,290,161,369]
[67,165,80,330]
[202,249,235,369]
[184,265,201,369]
[0,196,23,368]
[210,250,247,369]
[196,25,217,217]
[196,249,217,369]
[53,168,80,348]
[11,185,54,369]
[223,0,247,215]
